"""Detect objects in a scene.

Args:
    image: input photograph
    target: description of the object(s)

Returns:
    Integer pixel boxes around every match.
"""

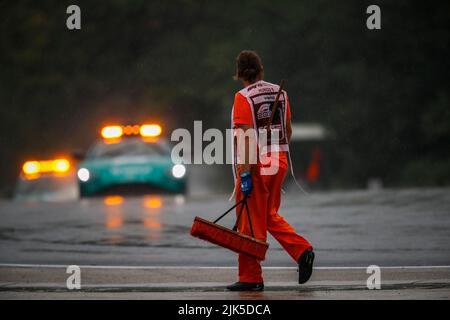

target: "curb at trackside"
[0,263,450,270]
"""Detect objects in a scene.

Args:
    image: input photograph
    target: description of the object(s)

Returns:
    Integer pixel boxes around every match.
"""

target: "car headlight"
[172,164,186,179]
[77,168,90,182]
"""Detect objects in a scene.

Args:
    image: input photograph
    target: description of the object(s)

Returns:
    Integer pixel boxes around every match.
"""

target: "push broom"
[190,81,285,261]
[190,194,268,260]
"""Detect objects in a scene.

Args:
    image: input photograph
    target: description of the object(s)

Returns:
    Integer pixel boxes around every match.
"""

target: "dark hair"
[234,50,263,82]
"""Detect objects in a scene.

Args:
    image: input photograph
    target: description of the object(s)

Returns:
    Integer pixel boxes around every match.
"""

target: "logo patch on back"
[257,104,272,120]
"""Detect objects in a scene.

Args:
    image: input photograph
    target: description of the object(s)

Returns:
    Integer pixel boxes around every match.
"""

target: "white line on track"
[0,263,450,270]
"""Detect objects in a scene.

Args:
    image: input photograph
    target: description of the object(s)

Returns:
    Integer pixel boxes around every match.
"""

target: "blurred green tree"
[0,0,449,194]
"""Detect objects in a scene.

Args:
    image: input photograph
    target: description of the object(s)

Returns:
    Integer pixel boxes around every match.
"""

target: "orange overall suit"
[232,80,312,283]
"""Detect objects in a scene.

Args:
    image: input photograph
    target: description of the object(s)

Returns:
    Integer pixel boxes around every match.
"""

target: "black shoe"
[298,248,315,284]
[226,282,264,291]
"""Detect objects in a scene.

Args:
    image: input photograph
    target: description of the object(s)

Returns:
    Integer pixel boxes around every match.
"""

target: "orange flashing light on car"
[101,126,123,139]
[101,124,162,140]
[22,161,40,175]
[123,125,140,135]
[22,158,71,177]
[53,159,70,173]
[140,124,162,137]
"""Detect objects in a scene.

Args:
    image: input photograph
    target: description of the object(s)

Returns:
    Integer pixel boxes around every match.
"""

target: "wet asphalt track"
[1,187,450,299]
[1,265,449,299]
[0,187,449,267]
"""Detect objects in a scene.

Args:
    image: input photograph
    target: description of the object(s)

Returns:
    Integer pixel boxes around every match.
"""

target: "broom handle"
[267,79,285,129]
[213,197,246,224]
[232,195,255,239]
[233,196,247,232]
[214,195,255,239]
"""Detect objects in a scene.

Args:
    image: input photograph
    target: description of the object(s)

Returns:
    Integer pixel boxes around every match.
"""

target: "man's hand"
[240,172,252,196]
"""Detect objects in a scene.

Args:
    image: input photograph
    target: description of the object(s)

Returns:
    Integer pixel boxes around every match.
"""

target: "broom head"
[190,216,269,261]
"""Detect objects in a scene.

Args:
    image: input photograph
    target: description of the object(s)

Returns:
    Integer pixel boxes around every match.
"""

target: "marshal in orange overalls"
[232,80,312,283]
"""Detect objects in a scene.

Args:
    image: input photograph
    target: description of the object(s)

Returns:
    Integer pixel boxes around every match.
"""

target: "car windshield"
[87,138,171,159]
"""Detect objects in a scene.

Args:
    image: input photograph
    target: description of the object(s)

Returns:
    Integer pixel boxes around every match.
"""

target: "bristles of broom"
[191,217,268,261]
